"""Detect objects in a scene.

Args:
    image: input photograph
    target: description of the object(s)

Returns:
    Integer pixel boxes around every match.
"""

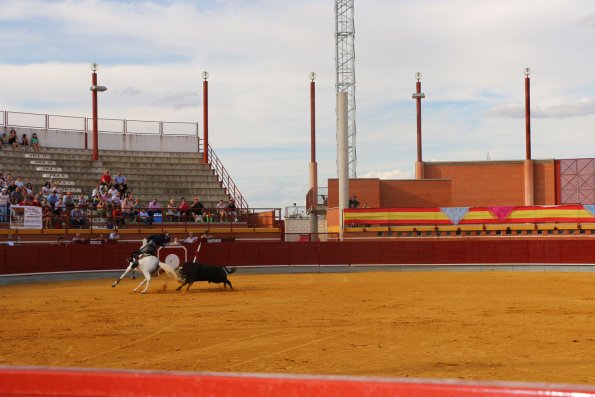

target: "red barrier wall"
[2,239,595,276]
[2,366,595,397]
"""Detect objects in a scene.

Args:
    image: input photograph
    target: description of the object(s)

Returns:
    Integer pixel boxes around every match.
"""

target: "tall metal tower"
[335,0,357,178]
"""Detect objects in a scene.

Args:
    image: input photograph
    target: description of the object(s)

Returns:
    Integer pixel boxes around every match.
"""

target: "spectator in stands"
[24,182,33,197]
[63,192,75,210]
[31,132,41,152]
[166,199,181,222]
[9,186,23,205]
[72,233,87,244]
[70,204,86,228]
[137,207,151,226]
[114,171,128,195]
[349,195,360,208]
[148,198,161,224]
[228,198,238,222]
[8,129,19,150]
[5,180,16,196]
[50,181,62,196]
[100,170,112,188]
[111,191,122,207]
[54,197,66,215]
[109,228,120,241]
[96,198,107,217]
[30,195,41,207]
[190,196,204,222]
[168,237,181,246]
[35,191,44,203]
[20,133,29,149]
[112,206,126,228]
[184,232,198,244]
[48,191,59,208]
[0,133,7,149]
[41,182,51,197]
[77,193,88,210]
[15,176,24,188]
[121,194,134,221]
[0,188,9,222]
[105,208,115,229]
[91,185,102,198]
[91,234,107,244]
[91,192,101,209]
[42,204,52,229]
[216,199,228,222]
[178,197,190,221]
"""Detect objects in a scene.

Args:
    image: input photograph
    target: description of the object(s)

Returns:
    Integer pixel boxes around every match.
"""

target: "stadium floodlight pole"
[202,71,209,164]
[524,67,531,160]
[89,63,107,161]
[412,72,425,179]
[523,67,534,205]
[308,72,318,236]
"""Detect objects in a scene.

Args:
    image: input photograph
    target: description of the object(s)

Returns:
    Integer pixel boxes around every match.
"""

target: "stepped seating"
[0,147,230,207]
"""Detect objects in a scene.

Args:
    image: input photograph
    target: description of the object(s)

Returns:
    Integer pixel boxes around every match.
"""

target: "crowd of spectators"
[1,166,242,228]
[0,172,85,228]
[0,129,41,152]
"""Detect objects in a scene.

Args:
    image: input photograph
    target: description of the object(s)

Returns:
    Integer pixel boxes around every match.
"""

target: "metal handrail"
[207,144,249,210]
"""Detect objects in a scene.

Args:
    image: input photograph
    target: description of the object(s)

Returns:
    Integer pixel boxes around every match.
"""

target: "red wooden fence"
[2,238,595,276]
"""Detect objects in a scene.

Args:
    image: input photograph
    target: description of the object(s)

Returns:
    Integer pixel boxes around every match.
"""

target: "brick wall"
[325,160,557,211]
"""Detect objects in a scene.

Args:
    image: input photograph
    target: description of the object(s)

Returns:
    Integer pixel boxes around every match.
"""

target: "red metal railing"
[31,206,279,231]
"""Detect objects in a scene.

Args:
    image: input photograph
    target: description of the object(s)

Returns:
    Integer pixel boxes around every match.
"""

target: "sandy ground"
[1,271,595,385]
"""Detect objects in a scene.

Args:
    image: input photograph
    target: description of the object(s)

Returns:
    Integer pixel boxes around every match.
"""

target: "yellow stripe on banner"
[344,211,449,222]
[509,208,593,220]
[462,211,496,221]
[343,211,391,221]
[389,212,449,222]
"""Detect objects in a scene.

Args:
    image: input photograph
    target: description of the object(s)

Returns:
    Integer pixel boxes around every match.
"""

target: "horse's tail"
[224,267,236,274]
[158,261,181,281]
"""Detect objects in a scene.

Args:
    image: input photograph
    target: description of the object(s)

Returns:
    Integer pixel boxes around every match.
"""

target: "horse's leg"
[132,266,151,293]
[140,269,152,294]
[133,278,147,292]
[112,263,133,287]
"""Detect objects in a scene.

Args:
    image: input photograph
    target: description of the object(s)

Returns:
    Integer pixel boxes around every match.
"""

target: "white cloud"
[362,168,414,180]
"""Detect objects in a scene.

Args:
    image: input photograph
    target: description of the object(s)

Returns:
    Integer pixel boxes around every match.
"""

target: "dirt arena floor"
[1,270,595,385]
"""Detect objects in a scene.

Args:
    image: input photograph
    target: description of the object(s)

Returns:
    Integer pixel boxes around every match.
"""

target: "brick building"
[327,158,594,209]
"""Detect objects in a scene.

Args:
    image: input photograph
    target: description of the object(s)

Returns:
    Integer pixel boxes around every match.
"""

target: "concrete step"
[2,147,238,209]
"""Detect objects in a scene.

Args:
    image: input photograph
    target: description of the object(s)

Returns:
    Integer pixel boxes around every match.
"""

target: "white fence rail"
[2,110,198,136]
[2,109,200,153]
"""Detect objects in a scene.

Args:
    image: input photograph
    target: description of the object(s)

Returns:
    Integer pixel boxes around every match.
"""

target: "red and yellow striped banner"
[343,205,595,226]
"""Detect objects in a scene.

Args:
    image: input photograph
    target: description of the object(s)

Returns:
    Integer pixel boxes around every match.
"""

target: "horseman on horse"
[131,233,171,269]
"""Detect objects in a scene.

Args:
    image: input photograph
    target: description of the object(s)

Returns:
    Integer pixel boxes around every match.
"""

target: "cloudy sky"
[2,0,595,209]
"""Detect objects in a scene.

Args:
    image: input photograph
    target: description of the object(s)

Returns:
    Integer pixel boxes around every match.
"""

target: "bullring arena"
[3,264,595,393]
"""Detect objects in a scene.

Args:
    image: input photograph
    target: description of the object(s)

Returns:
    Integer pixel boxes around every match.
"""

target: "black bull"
[175,262,236,291]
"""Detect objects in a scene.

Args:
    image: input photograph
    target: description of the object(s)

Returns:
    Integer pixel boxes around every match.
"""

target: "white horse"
[112,255,180,294]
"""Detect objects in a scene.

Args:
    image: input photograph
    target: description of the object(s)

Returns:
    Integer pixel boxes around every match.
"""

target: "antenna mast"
[335,0,357,178]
